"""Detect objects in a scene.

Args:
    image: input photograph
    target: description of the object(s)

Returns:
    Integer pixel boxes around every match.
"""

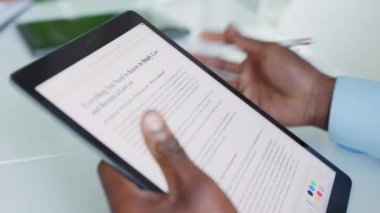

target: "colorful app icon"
[307,180,323,202]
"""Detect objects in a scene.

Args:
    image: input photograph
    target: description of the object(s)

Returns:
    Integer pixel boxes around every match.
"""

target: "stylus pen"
[279,38,313,48]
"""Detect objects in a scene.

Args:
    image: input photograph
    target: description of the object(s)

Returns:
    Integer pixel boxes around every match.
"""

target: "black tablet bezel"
[11,11,351,212]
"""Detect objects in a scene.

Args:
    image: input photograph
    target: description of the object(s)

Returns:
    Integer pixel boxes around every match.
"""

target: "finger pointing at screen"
[98,111,236,213]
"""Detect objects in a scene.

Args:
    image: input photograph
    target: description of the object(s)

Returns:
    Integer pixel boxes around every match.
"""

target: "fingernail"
[228,23,235,30]
[227,23,237,33]
[144,112,164,132]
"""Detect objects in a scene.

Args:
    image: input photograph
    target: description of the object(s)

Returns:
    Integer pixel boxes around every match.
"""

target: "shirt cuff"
[328,76,380,158]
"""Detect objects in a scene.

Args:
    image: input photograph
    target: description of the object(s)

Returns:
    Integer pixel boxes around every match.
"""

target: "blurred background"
[0,0,379,212]
[2,0,380,79]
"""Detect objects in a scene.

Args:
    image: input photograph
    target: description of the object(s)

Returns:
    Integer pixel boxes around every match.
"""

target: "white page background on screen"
[36,23,335,212]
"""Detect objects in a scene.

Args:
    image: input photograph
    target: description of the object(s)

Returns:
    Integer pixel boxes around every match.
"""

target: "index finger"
[193,54,242,73]
[98,162,142,208]
[201,31,230,43]
[202,24,266,56]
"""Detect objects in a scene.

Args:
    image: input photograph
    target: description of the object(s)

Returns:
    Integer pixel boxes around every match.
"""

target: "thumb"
[141,111,207,194]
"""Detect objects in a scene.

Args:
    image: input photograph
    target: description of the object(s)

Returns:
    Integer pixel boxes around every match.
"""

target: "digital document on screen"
[36,23,336,212]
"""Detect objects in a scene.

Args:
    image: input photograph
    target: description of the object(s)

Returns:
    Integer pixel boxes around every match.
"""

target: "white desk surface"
[0,0,379,212]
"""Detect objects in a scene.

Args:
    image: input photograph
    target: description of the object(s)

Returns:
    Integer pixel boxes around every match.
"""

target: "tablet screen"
[36,23,335,212]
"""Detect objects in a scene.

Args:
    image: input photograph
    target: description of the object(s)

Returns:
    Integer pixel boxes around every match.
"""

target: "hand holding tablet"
[11,11,351,212]
[99,111,237,212]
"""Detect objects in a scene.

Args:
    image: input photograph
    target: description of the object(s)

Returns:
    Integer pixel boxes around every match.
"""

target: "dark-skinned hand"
[98,111,237,213]
[195,25,335,129]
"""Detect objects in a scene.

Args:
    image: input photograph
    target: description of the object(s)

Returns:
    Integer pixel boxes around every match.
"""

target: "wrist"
[309,74,336,130]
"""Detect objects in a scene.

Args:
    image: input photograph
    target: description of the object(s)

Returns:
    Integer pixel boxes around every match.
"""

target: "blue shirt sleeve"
[328,76,380,158]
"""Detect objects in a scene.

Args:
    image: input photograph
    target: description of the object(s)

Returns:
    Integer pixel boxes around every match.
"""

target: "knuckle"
[266,42,282,51]
[182,179,217,204]
[186,173,214,192]
[155,133,185,159]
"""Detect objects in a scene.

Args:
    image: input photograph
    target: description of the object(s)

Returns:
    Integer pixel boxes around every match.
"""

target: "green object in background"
[18,10,190,56]
[18,13,117,55]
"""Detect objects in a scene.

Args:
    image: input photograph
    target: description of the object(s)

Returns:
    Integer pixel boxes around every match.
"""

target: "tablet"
[11,11,351,212]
